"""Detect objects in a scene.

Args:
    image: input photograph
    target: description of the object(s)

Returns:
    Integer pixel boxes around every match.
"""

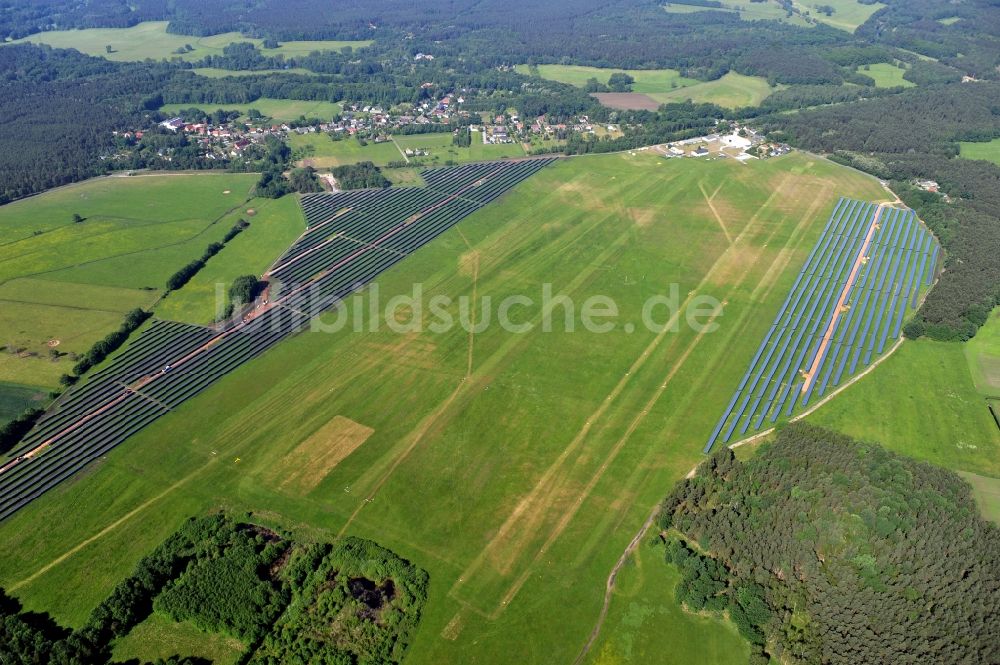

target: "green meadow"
[585,540,749,665]
[517,64,776,109]
[0,152,886,663]
[160,98,342,123]
[663,0,883,32]
[0,173,256,387]
[290,131,527,169]
[858,62,914,88]
[11,21,370,62]
[647,72,780,108]
[515,64,700,94]
[959,138,1000,166]
[808,339,1000,478]
[790,0,885,32]
[0,381,48,425]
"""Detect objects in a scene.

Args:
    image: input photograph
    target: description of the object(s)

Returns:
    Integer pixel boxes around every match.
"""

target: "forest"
[0,513,428,664]
[655,423,1000,664]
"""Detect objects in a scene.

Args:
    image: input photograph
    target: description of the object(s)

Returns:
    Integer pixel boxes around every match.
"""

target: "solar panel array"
[703,198,939,453]
[0,158,557,521]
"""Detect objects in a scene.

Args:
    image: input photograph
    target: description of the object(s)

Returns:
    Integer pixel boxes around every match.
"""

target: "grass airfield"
[0,151,887,663]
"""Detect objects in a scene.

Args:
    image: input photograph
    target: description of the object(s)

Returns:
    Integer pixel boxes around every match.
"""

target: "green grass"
[160,99,342,123]
[858,62,914,88]
[290,132,526,169]
[938,16,961,26]
[289,133,403,167]
[0,152,886,663]
[516,63,776,110]
[808,339,1000,478]
[515,64,700,94]
[664,0,810,26]
[647,72,780,108]
[663,0,882,31]
[959,138,1000,166]
[155,196,306,325]
[10,21,370,62]
[964,308,1000,397]
[959,471,1000,524]
[0,381,48,425]
[112,613,245,664]
[190,67,318,78]
[790,0,885,31]
[585,541,749,665]
[0,173,256,387]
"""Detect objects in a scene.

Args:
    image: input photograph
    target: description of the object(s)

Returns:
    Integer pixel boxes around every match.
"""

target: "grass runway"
[0,152,887,663]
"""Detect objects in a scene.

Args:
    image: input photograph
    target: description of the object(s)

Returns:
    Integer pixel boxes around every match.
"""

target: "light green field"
[808,339,1000,478]
[790,0,885,31]
[112,613,245,665]
[586,541,749,665]
[0,381,48,425]
[648,72,780,108]
[289,133,403,167]
[959,471,1000,524]
[664,0,882,31]
[291,131,526,169]
[959,138,1000,166]
[191,67,318,78]
[160,98,342,123]
[515,64,700,94]
[965,307,1000,397]
[938,16,961,26]
[11,21,370,62]
[664,0,809,26]
[0,173,256,386]
[858,62,914,88]
[155,196,306,325]
[0,152,886,663]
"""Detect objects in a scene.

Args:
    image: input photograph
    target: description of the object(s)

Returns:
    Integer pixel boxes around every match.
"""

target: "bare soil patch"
[592,92,660,111]
[272,416,374,494]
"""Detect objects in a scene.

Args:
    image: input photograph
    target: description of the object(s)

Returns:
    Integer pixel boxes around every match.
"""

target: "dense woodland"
[656,424,1000,664]
[0,513,427,664]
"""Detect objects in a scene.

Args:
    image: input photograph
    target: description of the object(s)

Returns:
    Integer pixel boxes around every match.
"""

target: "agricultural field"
[515,64,699,94]
[0,173,256,388]
[959,138,1000,166]
[155,196,306,325]
[663,0,811,27]
[858,62,915,88]
[160,99,342,124]
[10,21,370,62]
[646,72,780,109]
[788,0,885,32]
[704,199,938,452]
[518,64,776,109]
[0,151,888,664]
[663,0,883,31]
